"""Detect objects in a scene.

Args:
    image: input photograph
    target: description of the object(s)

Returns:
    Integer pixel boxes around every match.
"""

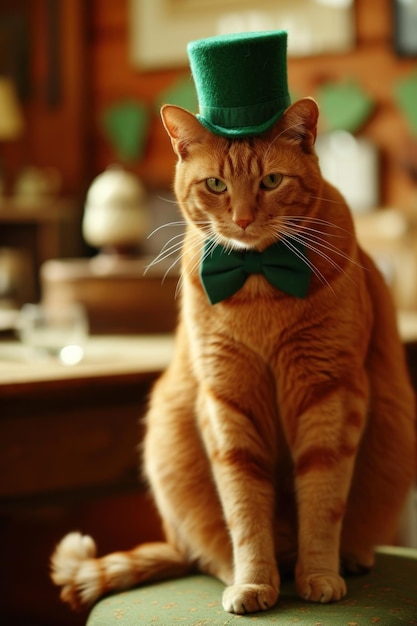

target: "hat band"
[199,95,291,129]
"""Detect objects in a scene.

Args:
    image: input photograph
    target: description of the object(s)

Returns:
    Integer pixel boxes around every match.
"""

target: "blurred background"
[0,1,417,624]
[0,0,416,317]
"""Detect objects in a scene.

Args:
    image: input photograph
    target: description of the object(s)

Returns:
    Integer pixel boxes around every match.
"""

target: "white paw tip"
[58,532,97,559]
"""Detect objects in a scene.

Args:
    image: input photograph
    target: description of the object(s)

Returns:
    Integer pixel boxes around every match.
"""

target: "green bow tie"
[200,239,311,305]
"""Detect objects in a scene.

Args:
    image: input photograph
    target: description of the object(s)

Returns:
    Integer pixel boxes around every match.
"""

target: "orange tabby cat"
[51,98,416,615]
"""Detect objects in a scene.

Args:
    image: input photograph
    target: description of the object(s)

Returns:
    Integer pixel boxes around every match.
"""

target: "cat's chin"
[228,237,279,252]
[229,239,253,250]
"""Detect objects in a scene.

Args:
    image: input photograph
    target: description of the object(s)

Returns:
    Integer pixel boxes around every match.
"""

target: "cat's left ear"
[161,105,208,161]
[279,97,319,152]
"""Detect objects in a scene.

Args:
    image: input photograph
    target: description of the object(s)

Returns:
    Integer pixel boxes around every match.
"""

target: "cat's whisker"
[278,227,359,291]
[279,224,365,272]
[290,234,346,277]
[161,255,182,286]
[274,227,340,261]
[176,232,211,297]
[278,215,351,235]
[278,223,345,242]
[144,241,185,275]
[301,237,364,272]
[200,237,221,262]
[146,221,187,239]
[155,195,180,206]
[157,232,187,257]
[276,224,342,268]
[308,195,345,206]
[274,214,365,274]
[146,222,213,281]
[224,239,238,255]
[177,248,204,298]
[270,224,332,286]
[183,234,223,284]
[147,219,211,239]
[277,219,347,240]
[279,234,333,293]
[175,278,183,300]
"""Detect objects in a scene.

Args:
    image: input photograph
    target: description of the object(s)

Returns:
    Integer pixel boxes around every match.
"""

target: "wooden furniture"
[0,0,90,197]
[0,196,83,302]
[40,255,179,334]
[0,334,174,509]
[0,334,174,624]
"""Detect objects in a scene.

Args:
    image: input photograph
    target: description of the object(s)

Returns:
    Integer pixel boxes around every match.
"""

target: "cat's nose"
[233,216,254,230]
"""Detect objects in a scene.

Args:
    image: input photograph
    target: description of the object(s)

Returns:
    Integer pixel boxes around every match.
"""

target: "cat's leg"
[144,366,235,587]
[197,376,280,614]
[280,377,368,604]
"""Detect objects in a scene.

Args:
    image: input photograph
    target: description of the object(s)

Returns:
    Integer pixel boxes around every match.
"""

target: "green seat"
[87,547,417,625]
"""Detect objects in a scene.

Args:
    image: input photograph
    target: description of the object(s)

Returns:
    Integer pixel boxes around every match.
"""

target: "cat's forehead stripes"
[220,140,263,179]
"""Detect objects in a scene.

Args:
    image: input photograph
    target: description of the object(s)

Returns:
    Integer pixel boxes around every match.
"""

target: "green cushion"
[87,547,417,625]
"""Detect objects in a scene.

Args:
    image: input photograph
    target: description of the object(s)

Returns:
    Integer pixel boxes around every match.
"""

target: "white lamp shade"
[82,166,148,249]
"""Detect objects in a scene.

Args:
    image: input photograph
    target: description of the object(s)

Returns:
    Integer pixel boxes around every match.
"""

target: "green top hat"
[187,31,291,138]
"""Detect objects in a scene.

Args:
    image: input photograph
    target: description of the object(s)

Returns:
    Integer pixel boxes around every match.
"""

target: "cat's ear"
[161,105,208,160]
[279,97,319,152]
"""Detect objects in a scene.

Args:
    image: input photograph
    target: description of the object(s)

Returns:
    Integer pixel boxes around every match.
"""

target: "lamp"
[82,165,149,258]
[0,77,24,139]
[0,76,25,195]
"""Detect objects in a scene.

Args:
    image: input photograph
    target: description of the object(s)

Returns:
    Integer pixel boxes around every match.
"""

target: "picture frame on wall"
[129,0,355,70]
[394,0,417,57]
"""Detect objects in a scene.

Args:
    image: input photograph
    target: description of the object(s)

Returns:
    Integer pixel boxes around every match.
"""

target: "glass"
[17,302,89,365]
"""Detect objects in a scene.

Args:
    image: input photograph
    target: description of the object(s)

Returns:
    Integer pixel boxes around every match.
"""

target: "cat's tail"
[50,532,194,610]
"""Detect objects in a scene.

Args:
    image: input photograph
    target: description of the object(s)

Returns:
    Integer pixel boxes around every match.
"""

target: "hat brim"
[196,105,289,138]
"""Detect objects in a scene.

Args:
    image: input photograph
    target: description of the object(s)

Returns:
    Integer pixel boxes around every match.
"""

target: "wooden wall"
[0,0,416,204]
[289,0,417,207]
[0,0,90,197]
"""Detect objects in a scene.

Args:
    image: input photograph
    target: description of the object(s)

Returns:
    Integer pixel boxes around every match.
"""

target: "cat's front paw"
[296,572,347,603]
[222,583,278,614]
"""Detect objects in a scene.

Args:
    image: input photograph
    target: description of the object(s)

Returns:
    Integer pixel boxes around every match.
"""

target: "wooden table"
[0,334,174,511]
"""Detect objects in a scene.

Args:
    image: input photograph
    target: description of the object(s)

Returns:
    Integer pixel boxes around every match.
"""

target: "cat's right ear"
[160,105,206,161]
[279,97,319,153]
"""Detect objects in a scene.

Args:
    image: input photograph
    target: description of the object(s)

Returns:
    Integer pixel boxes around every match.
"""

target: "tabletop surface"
[0,310,416,387]
[0,334,175,386]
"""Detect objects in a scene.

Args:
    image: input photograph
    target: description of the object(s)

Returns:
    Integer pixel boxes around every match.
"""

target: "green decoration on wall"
[316,79,374,134]
[395,69,417,136]
[101,100,150,162]
[155,75,198,112]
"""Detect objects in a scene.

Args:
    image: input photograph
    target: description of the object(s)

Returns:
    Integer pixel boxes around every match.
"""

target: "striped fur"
[51,99,416,614]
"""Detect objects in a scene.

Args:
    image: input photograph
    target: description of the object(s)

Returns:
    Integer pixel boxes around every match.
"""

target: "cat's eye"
[260,173,283,190]
[206,178,227,193]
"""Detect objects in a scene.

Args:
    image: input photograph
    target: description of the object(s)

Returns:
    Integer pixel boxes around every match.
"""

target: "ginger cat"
[51,98,416,615]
